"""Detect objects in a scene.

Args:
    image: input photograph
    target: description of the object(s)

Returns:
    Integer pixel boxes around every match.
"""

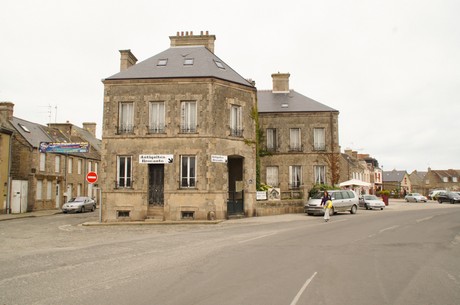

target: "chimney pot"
[170,31,216,53]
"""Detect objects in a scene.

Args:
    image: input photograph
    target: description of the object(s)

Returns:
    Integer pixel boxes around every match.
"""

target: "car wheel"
[365,204,369,210]
[329,207,335,216]
[380,208,383,210]
[438,199,442,204]
[451,200,455,204]
[350,205,357,214]
[91,205,95,212]
[81,206,85,213]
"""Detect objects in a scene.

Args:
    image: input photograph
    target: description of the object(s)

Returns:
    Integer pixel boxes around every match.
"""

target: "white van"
[305,190,359,216]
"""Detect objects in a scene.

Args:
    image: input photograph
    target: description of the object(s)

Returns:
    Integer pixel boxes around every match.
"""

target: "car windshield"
[412,193,421,196]
[67,197,77,202]
[312,192,325,199]
[73,197,87,202]
[364,195,378,200]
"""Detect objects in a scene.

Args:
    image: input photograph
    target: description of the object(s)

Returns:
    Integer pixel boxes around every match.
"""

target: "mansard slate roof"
[257,90,338,113]
[106,46,254,87]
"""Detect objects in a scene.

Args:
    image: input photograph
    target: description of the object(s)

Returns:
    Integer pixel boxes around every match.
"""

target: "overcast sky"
[1,0,459,173]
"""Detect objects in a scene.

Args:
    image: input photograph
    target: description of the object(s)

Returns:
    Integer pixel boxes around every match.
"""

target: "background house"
[423,168,460,193]
[0,102,101,213]
[383,169,411,197]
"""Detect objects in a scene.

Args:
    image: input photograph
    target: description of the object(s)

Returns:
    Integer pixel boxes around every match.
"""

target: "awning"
[339,179,371,187]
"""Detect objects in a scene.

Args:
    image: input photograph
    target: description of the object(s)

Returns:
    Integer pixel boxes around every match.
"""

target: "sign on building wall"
[211,155,228,163]
[39,142,89,153]
[139,154,174,164]
[256,191,267,200]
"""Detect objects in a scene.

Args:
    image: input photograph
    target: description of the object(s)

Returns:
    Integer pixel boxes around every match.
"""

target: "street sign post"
[86,171,98,184]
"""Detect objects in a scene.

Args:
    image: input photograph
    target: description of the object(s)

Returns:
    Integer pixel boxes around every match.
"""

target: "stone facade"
[101,33,257,221]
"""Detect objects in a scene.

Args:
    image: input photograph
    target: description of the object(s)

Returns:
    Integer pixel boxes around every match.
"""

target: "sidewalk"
[0,209,62,222]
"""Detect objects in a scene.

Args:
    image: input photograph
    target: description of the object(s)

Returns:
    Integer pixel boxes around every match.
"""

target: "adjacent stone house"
[258,73,340,206]
[423,168,460,193]
[409,170,428,195]
[100,32,258,221]
[0,102,101,213]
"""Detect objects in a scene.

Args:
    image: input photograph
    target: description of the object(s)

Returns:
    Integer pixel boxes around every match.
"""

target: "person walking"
[321,191,332,222]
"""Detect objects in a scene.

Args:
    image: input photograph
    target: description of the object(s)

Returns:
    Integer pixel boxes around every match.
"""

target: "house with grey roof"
[100,31,258,222]
[0,102,101,213]
[257,72,340,209]
[382,169,411,196]
[423,168,460,193]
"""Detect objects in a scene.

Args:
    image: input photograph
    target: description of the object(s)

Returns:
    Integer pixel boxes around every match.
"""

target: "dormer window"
[157,59,168,66]
[214,60,225,69]
[184,58,194,65]
[18,123,30,133]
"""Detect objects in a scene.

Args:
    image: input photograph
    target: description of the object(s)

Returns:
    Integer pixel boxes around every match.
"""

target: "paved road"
[1,202,459,305]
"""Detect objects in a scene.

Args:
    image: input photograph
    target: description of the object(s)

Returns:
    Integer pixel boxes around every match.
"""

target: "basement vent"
[181,211,195,220]
[117,210,130,218]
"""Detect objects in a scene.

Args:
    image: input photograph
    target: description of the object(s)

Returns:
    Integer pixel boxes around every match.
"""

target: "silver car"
[359,195,385,210]
[404,193,427,202]
[62,197,96,213]
[305,190,359,216]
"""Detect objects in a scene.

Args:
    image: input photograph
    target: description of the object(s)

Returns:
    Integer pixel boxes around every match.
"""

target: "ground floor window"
[314,165,326,184]
[181,155,196,188]
[289,165,302,189]
[266,166,279,187]
[117,156,132,188]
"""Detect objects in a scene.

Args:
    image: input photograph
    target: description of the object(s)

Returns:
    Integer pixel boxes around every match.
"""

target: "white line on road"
[58,224,72,231]
[290,271,318,305]
[416,216,434,223]
[379,225,399,233]
[238,232,277,244]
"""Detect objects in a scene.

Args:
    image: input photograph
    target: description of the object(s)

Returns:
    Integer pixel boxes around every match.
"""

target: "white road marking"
[290,271,318,305]
[416,216,433,223]
[58,224,72,231]
[379,225,399,233]
[238,232,277,244]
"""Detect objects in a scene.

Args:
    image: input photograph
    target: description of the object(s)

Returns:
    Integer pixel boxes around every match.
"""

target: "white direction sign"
[139,154,174,164]
[211,155,228,163]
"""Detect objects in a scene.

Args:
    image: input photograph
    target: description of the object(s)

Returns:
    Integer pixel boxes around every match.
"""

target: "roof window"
[184,58,194,65]
[18,123,30,133]
[214,60,225,69]
[281,103,289,108]
[157,59,168,66]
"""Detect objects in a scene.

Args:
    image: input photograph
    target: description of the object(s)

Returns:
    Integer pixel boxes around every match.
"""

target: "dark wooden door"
[148,164,164,206]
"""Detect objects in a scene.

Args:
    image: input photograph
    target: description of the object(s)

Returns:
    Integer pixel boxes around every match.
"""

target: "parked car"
[404,193,428,202]
[305,190,359,216]
[359,195,385,210]
[428,190,446,200]
[62,197,96,213]
[437,192,460,204]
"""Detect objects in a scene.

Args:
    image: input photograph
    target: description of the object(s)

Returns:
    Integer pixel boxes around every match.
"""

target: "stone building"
[382,169,412,196]
[258,73,340,204]
[0,102,101,213]
[423,168,460,193]
[101,32,257,221]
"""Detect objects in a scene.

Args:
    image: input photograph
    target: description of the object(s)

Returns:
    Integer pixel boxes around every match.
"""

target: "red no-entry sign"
[86,171,98,184]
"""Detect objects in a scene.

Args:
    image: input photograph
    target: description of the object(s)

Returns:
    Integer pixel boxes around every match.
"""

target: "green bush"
[308,184,339,198]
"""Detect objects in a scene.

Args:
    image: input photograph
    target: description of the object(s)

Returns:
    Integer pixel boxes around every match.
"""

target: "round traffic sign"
[86,171,98,184]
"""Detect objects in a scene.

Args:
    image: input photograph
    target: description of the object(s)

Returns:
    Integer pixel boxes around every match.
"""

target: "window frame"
[39,153,46,172]
[149,101,166,133]
[289,128,302,151]
[181,101,197,133]
[314,165,326,184]
[289,165,302,189]
[313,128,326,151]
[230,105,243,137]
[118,102,134,134]
[180,155,196,188]
[266,128,277,152]
[117,156,132,188]
[266,166,279,187]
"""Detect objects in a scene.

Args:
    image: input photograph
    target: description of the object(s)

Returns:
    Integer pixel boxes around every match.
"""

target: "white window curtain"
[289,165,301,188]
[181,156,196,187]
[55,156,60,173]
[119,102,134,133]
[39,153,46,171]
[36,180,43,200]
[46,181,52,200]
[266,128,276,151]
[266,166,279,187]
[181,101,197,132]
[230,105,242,136]
[290,128,301,150]
[314,128,326,150]
[149,102,165,133]
[117,156,132,188]
[314,165,326,184]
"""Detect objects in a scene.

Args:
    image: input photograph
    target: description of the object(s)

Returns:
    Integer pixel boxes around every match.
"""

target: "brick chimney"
[169,31,216,53]
[82,122,96,137]
[272,73,290,93]
[0,102,14,123]
[119,49,138,72]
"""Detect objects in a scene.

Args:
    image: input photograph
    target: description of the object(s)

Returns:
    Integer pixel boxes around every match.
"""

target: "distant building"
[383,169,411,196]
[423,168,460,192]
[409,170,428,195]
[0,102,101,213]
